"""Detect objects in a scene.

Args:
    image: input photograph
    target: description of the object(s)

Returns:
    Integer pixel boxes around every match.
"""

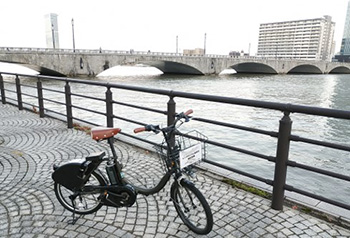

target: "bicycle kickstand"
[68,195,79,225]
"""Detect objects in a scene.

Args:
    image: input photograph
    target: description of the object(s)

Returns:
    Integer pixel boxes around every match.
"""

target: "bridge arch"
[230,62,277,74]
[24,64,65,76]
[287,64,322,74]
[138,60,204,75]
[0,59,65,77]
[328,66,350,74]
[97,65,163,76]
[0,60,65,76]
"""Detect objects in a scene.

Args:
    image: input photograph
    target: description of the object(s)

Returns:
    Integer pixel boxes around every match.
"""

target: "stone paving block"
[1,103,350,237]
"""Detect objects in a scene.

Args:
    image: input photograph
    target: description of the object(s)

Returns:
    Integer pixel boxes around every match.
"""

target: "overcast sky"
[0,0,349,55]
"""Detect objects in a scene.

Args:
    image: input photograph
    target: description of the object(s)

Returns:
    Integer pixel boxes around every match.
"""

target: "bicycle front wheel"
[54,171,106,215]
[171,179,213,235]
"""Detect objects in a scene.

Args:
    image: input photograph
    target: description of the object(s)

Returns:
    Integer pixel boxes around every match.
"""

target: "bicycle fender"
[170,178,194,193]
[180,178,194,187]
[94,168,109,185]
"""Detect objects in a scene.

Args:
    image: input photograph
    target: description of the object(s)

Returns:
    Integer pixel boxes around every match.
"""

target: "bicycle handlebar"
[134,127,146,134]
[184,109,193,116]
[133,109,193,134]
[134,124,160,134]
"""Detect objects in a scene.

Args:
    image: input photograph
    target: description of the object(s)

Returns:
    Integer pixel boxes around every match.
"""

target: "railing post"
[167,95,176,147]
[167,96,176,126]
[0,74,6,104]
[271,111,292,210]
[65,82,73,128]
[106,87,114,127]
[37,78,45,118]
[15,75,23,110]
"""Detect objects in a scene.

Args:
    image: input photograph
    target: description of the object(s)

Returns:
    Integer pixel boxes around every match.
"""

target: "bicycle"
[52,109,213,235]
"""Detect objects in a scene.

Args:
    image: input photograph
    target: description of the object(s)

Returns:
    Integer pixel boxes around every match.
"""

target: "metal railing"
[0,46,336,62]
[1,72,349,212]
[0,46,243,59]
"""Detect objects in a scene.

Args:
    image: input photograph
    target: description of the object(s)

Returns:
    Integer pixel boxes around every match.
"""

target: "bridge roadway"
[1,47,350,76]
[1,103,350,237]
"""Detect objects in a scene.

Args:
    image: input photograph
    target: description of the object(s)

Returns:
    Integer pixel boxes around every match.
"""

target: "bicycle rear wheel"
[54,171,106,214]
[171,179,213,235]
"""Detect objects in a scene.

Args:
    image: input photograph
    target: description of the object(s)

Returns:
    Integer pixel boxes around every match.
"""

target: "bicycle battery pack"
[52,159,88,190]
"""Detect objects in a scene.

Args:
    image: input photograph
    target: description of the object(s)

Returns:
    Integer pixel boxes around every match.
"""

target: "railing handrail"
[3,46,345,63]
[2,71,350,120]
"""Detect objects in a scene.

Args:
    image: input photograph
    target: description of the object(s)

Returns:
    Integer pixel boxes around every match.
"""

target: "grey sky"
[0,0,348,55]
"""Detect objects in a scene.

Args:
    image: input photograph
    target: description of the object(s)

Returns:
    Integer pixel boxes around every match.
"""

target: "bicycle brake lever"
[146,124,160,134]
[176,112,191,122]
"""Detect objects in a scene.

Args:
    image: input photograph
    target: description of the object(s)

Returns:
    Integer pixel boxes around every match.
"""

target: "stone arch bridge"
[1,47,350,76]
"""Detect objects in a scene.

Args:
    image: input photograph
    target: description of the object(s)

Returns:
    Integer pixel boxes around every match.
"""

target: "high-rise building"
[336,0,350,62]
[45,13,60,49]
[257,16,335,61]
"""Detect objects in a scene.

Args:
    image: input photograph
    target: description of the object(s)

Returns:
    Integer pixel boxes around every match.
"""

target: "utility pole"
[71,18,76,52]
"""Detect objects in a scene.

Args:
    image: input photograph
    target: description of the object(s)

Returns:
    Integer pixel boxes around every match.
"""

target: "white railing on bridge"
[0,46,333,62]
[0,46,267,59]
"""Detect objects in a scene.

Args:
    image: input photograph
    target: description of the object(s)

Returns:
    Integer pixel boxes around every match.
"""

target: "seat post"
[107,137,118,159]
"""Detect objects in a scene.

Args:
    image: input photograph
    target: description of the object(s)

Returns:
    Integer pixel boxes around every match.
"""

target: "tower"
[45,13,60,49]
[338,1,350,61]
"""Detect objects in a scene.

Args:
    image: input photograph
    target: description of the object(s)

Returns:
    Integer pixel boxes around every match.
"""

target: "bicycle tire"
[54,170,106,214]
[171,179,213,235]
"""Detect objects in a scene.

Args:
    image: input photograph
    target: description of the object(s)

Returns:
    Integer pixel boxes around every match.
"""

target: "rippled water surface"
[4,69,350,204]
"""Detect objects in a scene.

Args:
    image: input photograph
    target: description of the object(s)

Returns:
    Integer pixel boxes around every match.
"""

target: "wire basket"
[155,130,207,171]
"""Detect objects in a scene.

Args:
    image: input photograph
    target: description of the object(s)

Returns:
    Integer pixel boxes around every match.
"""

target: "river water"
[2,66,350,205]
[97,69,350,205]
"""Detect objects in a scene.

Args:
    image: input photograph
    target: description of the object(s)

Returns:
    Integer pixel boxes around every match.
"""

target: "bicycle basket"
[155,130,207,170]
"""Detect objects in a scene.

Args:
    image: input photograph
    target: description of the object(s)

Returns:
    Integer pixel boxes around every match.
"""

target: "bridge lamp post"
[204,33,206,56]
[176,35,178,54]
[51,24,56,49]
[71,18,76,52]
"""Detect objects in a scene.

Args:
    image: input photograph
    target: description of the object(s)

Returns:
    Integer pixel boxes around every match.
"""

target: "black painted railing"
[1,72,350,212]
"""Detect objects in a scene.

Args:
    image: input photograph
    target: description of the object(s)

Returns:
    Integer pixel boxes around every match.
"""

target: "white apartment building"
[257,15,335,61]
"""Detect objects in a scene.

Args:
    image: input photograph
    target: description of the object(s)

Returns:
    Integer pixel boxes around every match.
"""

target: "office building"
[45,13,60,49]
[257,16,335,61]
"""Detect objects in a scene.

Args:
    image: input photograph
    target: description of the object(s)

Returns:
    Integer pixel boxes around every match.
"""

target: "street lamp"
[204,33,207,55]
[51,24,56,49]
[176,35,178,54]
[71,18,76,52]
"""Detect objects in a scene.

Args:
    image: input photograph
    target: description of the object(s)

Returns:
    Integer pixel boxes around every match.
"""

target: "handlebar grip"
[134,127,146,133]
[184,109,193,116]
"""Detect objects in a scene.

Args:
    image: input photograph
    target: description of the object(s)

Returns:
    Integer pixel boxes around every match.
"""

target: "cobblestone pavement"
[0,103,349,238]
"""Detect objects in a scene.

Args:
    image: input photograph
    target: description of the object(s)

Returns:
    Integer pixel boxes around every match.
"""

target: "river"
[2,65,350,205]
[97,68,350,205]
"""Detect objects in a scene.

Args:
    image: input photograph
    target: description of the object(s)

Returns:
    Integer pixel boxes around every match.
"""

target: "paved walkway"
[0,103,349,238]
